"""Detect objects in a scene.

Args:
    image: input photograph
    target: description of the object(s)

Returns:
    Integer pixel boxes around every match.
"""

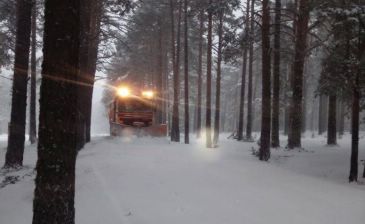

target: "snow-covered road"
[0,134,364,224]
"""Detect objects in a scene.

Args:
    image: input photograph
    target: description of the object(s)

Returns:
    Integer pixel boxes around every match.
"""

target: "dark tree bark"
[156,17,164,124]
[196,9,204,139]
[318,94,324,135]
[32,0,80,223]
[259,0,271,161]
[252,57,260,132]
[318,94,328,135]
[349,86,359,182]
[205,0,213,148]
[301,71,308,134]
[337,99,345,136]
[349,20,365,181]
[246,0,255,140]
[183,0,189,144]
[327,95,337,145]
[348,30,363,181]
[213,8,224,145]
[29,0,37,144]
[271,0,281,148]
[287,0,310,149]
[237,0,250,141]
[285,0,298,137]
[169,0,175,137]
[5,0,32,168]
[170,0,181,142]
[283,63,290,135]
[84,0,102,143]
[77,0,91,150]
[77,0,101,146]
[161,38,169,125]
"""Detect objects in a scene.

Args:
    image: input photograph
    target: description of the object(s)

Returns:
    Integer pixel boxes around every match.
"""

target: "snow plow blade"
[110,122,167,137]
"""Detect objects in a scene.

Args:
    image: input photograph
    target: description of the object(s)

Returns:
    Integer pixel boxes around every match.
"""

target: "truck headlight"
[117,87,130,98]
[142,91,154,98]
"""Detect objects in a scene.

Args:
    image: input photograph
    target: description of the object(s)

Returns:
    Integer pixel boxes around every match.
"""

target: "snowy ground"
[0,133,364,224]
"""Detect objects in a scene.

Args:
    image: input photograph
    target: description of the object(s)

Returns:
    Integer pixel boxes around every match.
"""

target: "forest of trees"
[0,0,364,223]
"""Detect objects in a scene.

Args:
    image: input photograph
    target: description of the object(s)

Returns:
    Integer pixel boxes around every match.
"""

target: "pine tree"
[183,0,189,144]
[213,4,224,145]
[245,0,255,140]
[205,0,213,148]
[318,94,327,135]
[32,0,80,223]
[29,0,37,144]
[271,0,281,148]
[259,0,271,161]
[84,0,102,143]
[170,0,181,142]
[287,0,310,149]
[327,95,337,145]
[196,8,204,139]
[237,0,250,141]
[78,0,102,147]
[77,0,91,150]
[350,78,360,182]
[4,0,32,168]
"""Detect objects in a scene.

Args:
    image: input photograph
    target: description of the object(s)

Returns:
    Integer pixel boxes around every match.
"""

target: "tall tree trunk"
[318,94,328,135]
[162,39,169,124]
[327,95,337,145]
[301,67,307,133]
[77,0,92,150]
[221,96,228,132]
[349,30,363,181]
[285,0,298,137]
[337,99,345,136]
[193,100,198,133]
[196,9,204,139]
[233,72,241,132]
[156,18,164,124]
[77,0,101,146]
[84,0,102,143]
[283,63,290,135]
[183,0,189,144]
[170,0,181,142]
[318,94,324,135]
[349,87,359,182]
[5,0,32,168]
[32,0,80,223]
[252,59,260,132]
[213,8,224,145]
[246,0,255,140]
[205,0,213,148]
[310,98,316,133]
[169,0,175,136]
[29,0,37,144]
[237,0,250,141]
[259,0,271,161]
[287,0,310,149]
[271,0,281,148]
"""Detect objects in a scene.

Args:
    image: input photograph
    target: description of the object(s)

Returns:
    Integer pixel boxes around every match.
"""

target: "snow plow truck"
[109,85,167,137]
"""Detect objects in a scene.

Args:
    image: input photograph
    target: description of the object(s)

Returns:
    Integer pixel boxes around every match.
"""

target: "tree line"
[0,0,364,223]
[104,0,364,182]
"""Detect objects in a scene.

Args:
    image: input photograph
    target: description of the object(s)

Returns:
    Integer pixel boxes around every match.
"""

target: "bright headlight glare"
[142,91,154,98]
[117,87,130,97]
